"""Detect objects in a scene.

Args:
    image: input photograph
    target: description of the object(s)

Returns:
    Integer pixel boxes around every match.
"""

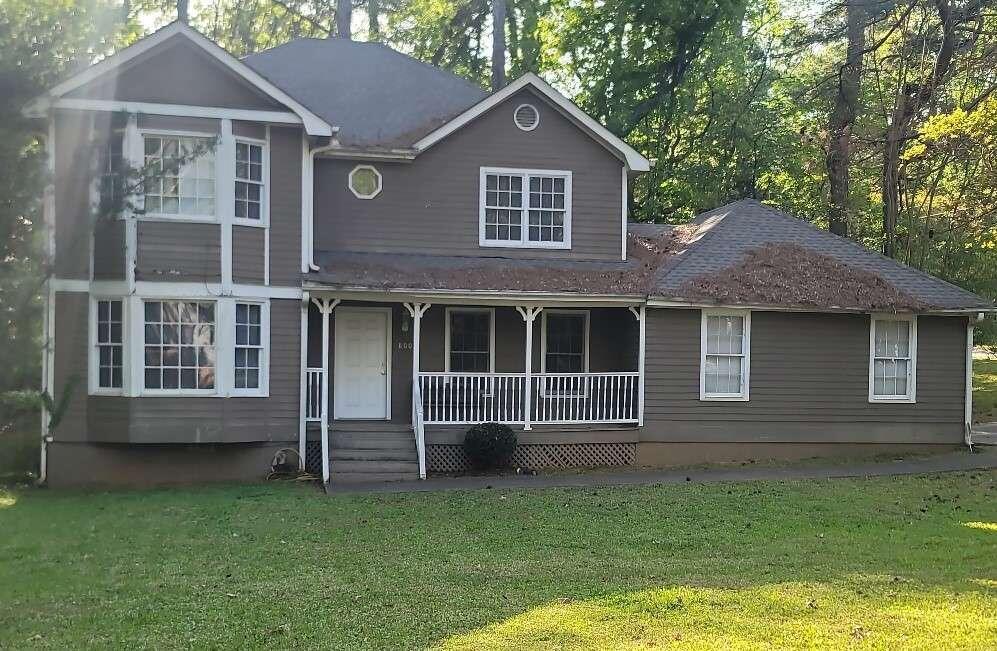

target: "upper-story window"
[479,167,571,249]
[143,134,215,218]
[97,131,125,211]
[235,141,264,221]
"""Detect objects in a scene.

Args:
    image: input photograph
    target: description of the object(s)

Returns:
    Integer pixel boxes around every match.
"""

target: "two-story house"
[25,22,994,486]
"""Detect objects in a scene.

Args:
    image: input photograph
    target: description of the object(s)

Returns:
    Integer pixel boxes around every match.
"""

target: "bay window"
[480,167,571,249]
[143,300,216,392]
[869,316,916,402]
[234,302,264,390]
[93,299,124,392]
[700,310,750,401]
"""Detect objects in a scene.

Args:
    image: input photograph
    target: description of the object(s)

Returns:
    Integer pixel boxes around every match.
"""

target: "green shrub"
[463,422,517,470]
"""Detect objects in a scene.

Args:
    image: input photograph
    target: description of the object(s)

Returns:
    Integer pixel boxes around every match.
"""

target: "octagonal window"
[349,165,382,199]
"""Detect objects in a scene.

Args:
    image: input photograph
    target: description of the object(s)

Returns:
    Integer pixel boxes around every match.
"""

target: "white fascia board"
[412,73,651,172]
[23,22,334,137]
[52,98,303,125]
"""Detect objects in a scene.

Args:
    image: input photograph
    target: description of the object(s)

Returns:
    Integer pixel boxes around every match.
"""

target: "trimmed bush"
[463,422,517,470]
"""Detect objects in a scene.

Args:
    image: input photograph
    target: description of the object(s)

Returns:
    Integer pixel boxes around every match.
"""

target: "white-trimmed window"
[869,316,917,402]
[700,310,750,401]
[480,167,571,249]
[542,310,589,373]
[93,299,124,391]
[97,132,125,211]
[445,308,494,372]
[349,165,382,199]
[235,141,265,221]
[234,302,265,391]
[143,300,216,392]
[142,134,215,217]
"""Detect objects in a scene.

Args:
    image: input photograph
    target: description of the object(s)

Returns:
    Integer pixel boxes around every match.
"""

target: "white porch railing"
[305,367,323,422]
[418,372,639,426]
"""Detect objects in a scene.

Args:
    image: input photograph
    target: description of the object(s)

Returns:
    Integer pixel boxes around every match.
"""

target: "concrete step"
[333,448,418,462]
[331,421,412,433]
[330,433,415,450]
[330,472,421,484]
[330,459,420,474]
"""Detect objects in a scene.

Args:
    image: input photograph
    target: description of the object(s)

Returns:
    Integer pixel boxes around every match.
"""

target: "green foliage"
[463,421,517,470]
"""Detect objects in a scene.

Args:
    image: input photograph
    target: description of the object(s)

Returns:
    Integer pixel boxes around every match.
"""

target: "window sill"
[700,394,750,402]
[480,240,571,251]
[89,389,125,397]
[137,214,220,224]
[139,389,219,397]
[232,218,268,228]
[868,396,917,404]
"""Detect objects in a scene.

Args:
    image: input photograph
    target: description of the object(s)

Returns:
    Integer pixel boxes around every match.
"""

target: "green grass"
[975,358,997,422]
[2,474,996,649]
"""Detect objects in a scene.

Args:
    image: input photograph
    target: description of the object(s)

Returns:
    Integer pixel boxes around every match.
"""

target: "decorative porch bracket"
[629,306,646,427]
[515,306,544,430]
[403,302,431,479]
[311,297,340,483]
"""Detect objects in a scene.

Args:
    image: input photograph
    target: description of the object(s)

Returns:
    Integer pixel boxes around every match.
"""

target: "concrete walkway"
[325,446,997,495]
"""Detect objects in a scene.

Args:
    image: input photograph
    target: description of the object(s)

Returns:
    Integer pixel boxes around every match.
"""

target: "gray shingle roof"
[242,39,487,148]
[648,199,992,311]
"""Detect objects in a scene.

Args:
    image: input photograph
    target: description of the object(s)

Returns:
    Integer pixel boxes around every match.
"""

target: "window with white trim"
[542,311,589,373]
[97,132,125,211]
[870,317,916,402]
[480,168,570,248]
[701,311,750,400]
[235,141,264,221]
[143,300,216,391]
[142,135,215,217]
[446,308,493,372]
[95,299,123,390]
[234,303,263,389]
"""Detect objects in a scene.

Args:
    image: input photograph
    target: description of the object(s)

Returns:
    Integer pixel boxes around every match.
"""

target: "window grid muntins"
[143,135,215,216]
[483,171,567,245]
[98,133,124,210]
[873,320,912,397]
[449,311,491,372]
[704,315,745,395]
[235,142,263,220]
[96,300,123,389]
[545,314,586,373]
[144,301,216,391]
[234,303,263,389]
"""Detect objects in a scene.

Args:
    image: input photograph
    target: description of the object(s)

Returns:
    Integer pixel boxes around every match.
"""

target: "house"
[24,22,994,486]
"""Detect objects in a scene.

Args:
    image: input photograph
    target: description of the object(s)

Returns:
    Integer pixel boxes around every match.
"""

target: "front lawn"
[975,358,997,422]
[1,474,995,649]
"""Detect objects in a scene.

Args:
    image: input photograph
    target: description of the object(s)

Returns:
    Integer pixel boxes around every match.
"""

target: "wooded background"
[1,0,995,411]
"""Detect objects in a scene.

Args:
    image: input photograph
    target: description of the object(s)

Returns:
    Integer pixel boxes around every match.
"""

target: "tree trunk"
[177,0,188,23]
[492,0,507,90]
[337,0,352,39]
[826,0,867,238]
[881,0,957,258]
[367,0,380,41]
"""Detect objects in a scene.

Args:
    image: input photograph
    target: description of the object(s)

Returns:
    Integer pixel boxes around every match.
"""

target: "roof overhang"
[647,297,997,316]
[302,282,645,307]
[412,73,651,172]
[22,21,334,137]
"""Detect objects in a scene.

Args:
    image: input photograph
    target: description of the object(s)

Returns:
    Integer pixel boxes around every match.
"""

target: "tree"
[826,0,868,237]
[337,0,352,38]
[492,0,506,90]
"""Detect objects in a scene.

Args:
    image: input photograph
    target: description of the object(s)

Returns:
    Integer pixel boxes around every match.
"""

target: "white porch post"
[312,296,340,483]
[297,291,310,470]
[630,305,646,427]
[404,302,431,479]
[516,306,543,430]
[403,302,431,399]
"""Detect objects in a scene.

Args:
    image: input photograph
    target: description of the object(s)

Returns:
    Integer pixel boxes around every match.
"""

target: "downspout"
[965,313,985,451]
[305,131,341,272]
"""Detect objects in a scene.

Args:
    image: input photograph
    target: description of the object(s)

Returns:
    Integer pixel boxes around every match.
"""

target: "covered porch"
[300,292,647,482]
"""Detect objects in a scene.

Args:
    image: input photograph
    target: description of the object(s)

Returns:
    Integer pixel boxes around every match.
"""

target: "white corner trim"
[699,309,751,402]
[24,22,334,137]
[478,166,572,250]
[413,72,651,172]
[219,120,234,291]
[868,314,917,404]
[621,166,628,261]
[263,126,271,285]
[348,164,383,199]
[540,309,590,373]
[444,307,496,372]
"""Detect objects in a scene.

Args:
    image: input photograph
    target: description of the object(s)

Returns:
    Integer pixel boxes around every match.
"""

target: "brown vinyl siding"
[232,226,265,283]
[92,219,126,280]
[233,121,266,139]
[65,34,287,111]
[138,115,219,133]
[53,111,95,279]
[136,221,221,282]
[642,309,967,444]
[53,293,90,441]
[267,127,302,285]
[313,88,624,261]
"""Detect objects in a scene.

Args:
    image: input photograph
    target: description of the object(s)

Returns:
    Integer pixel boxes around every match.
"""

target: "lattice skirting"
[304,440,323,475]
[427,443,636,475]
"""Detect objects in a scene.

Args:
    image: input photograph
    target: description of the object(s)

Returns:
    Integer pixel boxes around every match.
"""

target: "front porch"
[300,295,647,482]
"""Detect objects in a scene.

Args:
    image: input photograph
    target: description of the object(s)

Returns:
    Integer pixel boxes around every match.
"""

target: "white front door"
[334,308,391,419]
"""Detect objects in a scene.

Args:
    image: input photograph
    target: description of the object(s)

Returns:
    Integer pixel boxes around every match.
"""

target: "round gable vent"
[514,104,540,131]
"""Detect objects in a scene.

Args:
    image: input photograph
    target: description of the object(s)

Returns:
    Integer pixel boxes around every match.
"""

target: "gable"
[65,34,286,111]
